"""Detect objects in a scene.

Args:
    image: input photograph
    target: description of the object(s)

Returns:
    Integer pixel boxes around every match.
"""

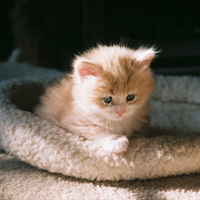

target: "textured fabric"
[2,153,200,200]
[1,62,200,199]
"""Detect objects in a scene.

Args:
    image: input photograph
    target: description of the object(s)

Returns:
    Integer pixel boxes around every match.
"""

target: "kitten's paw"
[103,136,129,153]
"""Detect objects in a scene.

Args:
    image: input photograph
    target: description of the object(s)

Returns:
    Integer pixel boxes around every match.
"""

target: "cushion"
[0,74,200,181]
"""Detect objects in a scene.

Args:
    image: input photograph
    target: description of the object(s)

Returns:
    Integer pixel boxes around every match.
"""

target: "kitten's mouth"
[112,115,125,121]
[104,113,128,121]
[113,112,132,121]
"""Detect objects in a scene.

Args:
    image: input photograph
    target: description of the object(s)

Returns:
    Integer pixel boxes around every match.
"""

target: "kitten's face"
[90,69,154,121]
[93,91,141,121]
[72,45,155,121]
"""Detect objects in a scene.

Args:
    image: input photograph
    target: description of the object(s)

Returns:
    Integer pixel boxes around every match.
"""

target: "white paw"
[103,136,129,153]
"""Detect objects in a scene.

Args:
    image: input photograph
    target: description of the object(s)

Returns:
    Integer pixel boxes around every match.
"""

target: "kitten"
[35,45,155,153]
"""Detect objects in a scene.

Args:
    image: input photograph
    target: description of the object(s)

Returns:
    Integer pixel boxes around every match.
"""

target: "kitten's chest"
[110,118,135,138]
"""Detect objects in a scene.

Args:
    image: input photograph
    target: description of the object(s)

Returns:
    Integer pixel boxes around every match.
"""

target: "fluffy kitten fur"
[35,45,155,153]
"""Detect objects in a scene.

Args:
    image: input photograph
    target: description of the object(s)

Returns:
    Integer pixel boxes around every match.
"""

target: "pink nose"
[116,110,126,116]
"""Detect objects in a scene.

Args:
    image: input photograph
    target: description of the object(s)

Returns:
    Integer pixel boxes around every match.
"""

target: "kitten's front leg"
[94,132,129,153]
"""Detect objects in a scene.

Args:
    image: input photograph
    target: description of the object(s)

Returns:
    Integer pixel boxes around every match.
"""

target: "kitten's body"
[35,45,155,153]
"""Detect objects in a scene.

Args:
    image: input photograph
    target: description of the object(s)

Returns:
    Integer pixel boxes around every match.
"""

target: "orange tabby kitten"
[35,45,155,153]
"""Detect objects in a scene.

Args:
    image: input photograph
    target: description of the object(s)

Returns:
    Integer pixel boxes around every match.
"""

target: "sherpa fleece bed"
[0,69,200,181]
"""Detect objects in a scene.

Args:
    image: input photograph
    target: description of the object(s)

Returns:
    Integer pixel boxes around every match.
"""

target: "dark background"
[1,0,200,75]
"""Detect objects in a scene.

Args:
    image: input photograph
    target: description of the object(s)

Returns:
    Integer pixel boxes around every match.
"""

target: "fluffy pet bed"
[1,62,200,183]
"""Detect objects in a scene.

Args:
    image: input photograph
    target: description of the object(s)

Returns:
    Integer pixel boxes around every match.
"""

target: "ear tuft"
[133,48,157,69]
[74,60,100,78]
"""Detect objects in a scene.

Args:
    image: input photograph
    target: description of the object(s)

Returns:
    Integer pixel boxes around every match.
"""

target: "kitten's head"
[72,45,156,121]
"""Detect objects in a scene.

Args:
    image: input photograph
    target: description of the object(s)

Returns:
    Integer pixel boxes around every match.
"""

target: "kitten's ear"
[133,48,157,69]
[74,60,101,78]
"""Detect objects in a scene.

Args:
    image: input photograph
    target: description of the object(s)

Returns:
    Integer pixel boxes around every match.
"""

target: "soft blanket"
[1,62,200,199]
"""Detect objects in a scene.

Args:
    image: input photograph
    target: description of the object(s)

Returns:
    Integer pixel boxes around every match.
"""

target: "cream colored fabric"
[2,153,200,200]
[1,62,200,199]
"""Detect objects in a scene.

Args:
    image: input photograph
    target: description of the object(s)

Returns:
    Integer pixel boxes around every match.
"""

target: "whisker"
[105,119,108,130]
[50,117,63,127]
[91,115,106,125]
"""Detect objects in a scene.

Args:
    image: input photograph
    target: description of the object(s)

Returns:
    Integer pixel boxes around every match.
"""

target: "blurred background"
[1,0,200,75]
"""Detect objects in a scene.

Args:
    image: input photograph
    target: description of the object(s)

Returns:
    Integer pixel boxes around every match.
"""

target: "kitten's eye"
[103,96,112,104]
[126,94,136,102]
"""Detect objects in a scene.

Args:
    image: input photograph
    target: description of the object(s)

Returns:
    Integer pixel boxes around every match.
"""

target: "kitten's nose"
[116,110,126,116]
